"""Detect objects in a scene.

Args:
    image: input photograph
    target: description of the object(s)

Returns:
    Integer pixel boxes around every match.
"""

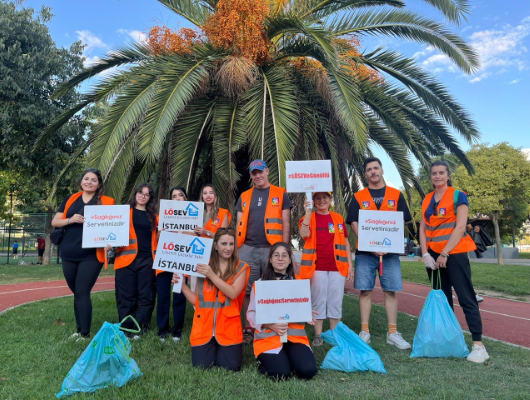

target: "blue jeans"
[354,253,403,291]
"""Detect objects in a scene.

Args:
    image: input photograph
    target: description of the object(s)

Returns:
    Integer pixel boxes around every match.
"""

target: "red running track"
[345,280,530,348]
[0,276,115,314]
[1,277,529,348]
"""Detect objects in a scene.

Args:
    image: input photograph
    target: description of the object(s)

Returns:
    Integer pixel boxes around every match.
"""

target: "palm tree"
[38,0,479,216]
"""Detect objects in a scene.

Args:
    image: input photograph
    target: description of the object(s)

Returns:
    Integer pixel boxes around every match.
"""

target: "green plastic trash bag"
[57,316,143,398]
[410,270,470,358]
[321,322,386,373]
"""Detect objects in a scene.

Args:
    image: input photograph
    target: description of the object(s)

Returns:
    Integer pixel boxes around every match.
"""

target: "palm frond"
[156,0,212,27]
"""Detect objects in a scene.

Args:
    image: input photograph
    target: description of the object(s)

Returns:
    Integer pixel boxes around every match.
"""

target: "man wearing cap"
[235,159,292,344]
[346,157,413,350]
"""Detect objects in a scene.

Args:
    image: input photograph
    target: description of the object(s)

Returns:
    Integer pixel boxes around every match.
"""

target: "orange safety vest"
[251,281,309,357]
[298,211,349,279]
[190,261,250,347]
[62,192,115,263]
[114,208,159,269]
[422,187,476,254]
[353,187,401,249]
[202,208,232,238]
[237,185,286,248]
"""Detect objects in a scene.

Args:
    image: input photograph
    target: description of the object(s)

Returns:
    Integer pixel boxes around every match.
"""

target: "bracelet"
[302,223,310,227]
[422,253,430,258]
[441,251,449,258]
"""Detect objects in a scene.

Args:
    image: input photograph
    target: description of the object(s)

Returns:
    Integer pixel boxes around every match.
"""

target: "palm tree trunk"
[490,211,504,266]
[43,207,53,265]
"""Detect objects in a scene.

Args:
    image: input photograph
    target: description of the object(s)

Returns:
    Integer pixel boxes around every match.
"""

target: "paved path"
[0,276,114,314]
[344,280,530,348]
[1,276,529,348]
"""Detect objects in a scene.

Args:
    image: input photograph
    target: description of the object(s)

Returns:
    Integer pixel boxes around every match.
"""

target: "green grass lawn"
[400,261,530,297]
[0,263,115,284]
[519,252,530,259]
[1,292,529,399]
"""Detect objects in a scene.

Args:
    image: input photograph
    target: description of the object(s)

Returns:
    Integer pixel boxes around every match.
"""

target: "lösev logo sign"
[158,200,204,231]
[357,210,404,254]
[285,160,333,193]
[83,205,130,248]
[153,231,213,277]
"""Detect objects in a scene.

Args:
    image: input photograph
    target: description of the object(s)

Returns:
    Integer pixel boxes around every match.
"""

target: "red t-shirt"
[314,213,348,272]
[37,237,45,250]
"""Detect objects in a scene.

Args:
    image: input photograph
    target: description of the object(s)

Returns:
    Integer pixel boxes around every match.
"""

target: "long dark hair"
[169,186,187,200]
[129,183,157,231]
[199,184,220,220]
[78,168,104,205]
[261,242,295,281]
[207,228,240,286]
[430,160,453,188]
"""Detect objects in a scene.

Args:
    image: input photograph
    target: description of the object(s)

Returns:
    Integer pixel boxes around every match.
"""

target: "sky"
[21,0,530,188]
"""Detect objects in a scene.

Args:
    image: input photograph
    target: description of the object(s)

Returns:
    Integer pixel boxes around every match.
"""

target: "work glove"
[423,254,437,270]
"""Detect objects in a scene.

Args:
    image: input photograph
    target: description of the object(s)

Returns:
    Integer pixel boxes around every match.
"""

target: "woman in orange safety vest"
[114,183,158,337]
[156,186,189,343]
[247,242,318,381]
[193,184,232,238]
[172,228,250,371]
[51,168,114,340]
[419,160,488,364]
[299,192,353,348]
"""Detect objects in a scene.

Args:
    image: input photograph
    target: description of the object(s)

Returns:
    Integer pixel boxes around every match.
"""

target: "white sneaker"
[467,344,489,363]
[476,295,484,303]
[172,336,181,343]
[359,331,371,344]
[387,332,411,350]
[76,336,87,343]
[68,332,80,340]
[131,335,141,341]
[159,337,166,343]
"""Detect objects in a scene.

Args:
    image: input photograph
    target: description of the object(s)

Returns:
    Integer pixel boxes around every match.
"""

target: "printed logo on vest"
[362,201,370,209]
[338,224,344,233]
[388,200,396,208]
[272,197,280,205]
[243,202,247,210]
[214,217,220,225]
[438,208,447,216]
[328,223,335,233]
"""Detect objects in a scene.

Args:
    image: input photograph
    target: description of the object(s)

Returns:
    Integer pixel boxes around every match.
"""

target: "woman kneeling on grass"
[172,228,250,371]
[247,243,318,381]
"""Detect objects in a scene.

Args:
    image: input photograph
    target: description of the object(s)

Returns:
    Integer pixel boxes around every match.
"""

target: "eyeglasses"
[137,192,151,198]
[272,253,290,260]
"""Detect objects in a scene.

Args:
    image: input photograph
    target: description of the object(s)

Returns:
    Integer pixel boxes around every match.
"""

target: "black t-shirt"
[235,187,292,247]
[57,194,98,262]
[346,187,412,255]
[133,208,153,257]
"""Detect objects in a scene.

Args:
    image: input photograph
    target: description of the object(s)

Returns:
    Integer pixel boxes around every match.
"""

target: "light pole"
[6,191,14,265]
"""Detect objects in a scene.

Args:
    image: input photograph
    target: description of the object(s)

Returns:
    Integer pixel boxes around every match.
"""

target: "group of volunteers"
[51,156,489,382]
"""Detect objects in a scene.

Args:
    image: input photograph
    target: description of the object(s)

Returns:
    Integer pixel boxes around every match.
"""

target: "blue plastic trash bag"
[321,322,386,373]
[57,317,143,398]
[410,270,470,358]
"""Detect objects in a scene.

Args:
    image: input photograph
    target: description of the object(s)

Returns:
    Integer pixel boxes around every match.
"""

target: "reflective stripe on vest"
[421,188,476,254]
[254,328,307,340]
[237,186,286,247]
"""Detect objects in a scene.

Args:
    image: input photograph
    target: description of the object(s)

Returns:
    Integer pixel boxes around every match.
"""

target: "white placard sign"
[357,210,404,254]
[153,231,213,277]
[285,160,333,193]
[82,205,130,248]
[158,200,204,231]
[255,280,312,324]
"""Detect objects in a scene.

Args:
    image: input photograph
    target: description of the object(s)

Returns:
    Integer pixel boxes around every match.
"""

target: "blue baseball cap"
[249,159,268,172]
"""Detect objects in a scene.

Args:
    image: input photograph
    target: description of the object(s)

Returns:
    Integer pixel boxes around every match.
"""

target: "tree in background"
[39,0,480,220]
[452,143,530,265]
[0,1,87,264]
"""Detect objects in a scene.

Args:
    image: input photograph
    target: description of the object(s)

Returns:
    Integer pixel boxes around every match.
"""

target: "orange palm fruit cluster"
[146,26,200,56]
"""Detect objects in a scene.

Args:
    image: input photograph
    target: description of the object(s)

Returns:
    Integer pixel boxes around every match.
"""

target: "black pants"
[257,342,317,380]
[62,259,103,336]
[192,338,243,371]
[156,271,186,337]
[115,257,156,332]
[427,249,483,341]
